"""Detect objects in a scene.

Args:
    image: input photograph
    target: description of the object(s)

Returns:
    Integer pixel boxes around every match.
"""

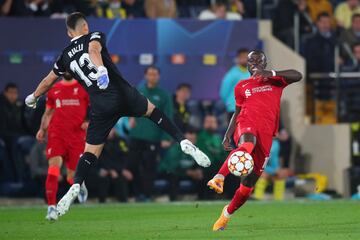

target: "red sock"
[46,166,60,206]
[238,142,255,154]
[227,184,253,214]
[218,142,255,177]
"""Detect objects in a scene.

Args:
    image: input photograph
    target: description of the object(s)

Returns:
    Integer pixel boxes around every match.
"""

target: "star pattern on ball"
[227,151,254,177]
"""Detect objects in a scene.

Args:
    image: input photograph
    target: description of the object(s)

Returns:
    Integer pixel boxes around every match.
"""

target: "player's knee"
[84,143,104,158]
[239,133,257,146]
[48,156,62,167]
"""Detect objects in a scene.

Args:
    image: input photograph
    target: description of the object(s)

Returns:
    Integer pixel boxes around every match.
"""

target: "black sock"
[148,108,185,143]
[74,152,98,184]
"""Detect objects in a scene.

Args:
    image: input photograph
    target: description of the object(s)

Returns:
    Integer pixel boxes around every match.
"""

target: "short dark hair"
[62,72,73,81]
[250,49,266,56]
[176,83,192,91]
[66,12,87,30]
[236,48,249,56]
[249,49,267,62]
[352,13,360,22]
[4,83,18,91]
[144,65,160,74]
[317,12,330,22]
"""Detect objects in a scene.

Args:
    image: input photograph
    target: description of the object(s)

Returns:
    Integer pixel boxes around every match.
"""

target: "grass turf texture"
[0,201,359,240]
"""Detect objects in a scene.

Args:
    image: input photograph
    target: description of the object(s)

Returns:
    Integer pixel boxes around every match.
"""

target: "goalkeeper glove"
[97,66,109,90]
[25,93,38,109]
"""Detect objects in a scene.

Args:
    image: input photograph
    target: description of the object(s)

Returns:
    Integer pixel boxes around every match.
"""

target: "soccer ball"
[227,151,254,177]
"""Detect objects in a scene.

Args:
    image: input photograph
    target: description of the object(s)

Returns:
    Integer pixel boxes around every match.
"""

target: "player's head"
[144,65,160,88]
[236,48,249,67]
[66,12,89,39]
[3,82,19,104]
[247,50,267,74]
[62,72,73,82]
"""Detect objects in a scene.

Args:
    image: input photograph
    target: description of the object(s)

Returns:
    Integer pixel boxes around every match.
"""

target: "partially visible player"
[253,139,287,201]
[207,50,302,231]
[36,72,89,220]
[25,12,210,218]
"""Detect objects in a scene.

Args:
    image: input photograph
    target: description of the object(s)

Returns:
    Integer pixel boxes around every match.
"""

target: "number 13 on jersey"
[70,53,98,87]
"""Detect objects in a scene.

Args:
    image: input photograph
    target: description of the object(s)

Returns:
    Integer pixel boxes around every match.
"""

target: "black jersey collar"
[71,35,84,42]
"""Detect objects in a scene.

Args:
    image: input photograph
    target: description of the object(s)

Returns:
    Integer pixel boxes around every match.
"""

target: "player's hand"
[25,93,38,109]
[81,121,89,130]
[222,135,234,151]
[97,66,109,90]
[36,129,46,143]
[253,70,272,83]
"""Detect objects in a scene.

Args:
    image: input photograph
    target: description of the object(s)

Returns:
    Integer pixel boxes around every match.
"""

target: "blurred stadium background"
[1,0,360,234]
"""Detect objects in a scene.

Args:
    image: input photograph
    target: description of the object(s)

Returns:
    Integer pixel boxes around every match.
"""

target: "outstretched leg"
[144,101,184,142]
[227,172,259,213]
[144,100,211,167]
[213,172,260,231]
[208,133,256,194]
[218,133,256,178]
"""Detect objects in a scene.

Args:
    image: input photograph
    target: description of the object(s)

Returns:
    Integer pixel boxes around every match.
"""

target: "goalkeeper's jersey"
[52,31,133,114]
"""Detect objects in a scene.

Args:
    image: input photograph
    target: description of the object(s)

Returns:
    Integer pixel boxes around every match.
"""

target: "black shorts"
[86,86,148,145]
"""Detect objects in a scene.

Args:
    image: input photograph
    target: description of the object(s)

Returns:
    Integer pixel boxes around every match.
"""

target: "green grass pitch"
[0,200,359,240]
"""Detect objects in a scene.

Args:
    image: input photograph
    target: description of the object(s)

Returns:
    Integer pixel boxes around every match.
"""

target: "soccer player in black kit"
[25,12,210,217]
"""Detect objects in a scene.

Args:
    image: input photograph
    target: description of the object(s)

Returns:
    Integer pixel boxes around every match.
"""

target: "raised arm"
[254,69,303,85]
[222,106,241,151]
[33,71,58,97]
[25,70,58,108]
[274,69,303,84]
